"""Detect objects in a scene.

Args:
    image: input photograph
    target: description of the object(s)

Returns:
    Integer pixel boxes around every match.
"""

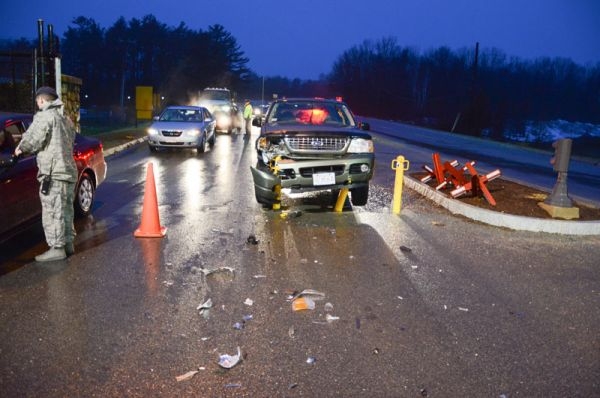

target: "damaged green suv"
[250,98,374,206]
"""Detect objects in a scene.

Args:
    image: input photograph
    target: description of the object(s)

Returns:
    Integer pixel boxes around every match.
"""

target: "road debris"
[280,210,302,219]
[324,302,334,312]
[242,314,253,322]
[288,326,295,338]
[292,296,315,311]
[200,267,235,276]
[291,289,326,301]
[218,347,242,369]
[176,370,199,382]
[458,307,469,312]
[306,356,316,364]
[325,314,340,322]
[225,383,241,388]
[252,274,267,279]
[197,298,213,316]
[246,234,259,245]
[400,245,412,253]
[244,298,254,306]
[233,322,244,330]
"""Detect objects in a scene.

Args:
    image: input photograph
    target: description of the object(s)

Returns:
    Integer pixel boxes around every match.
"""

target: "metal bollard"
[391,155,410,215]
[272,184,282,210]
[334,188,349,212]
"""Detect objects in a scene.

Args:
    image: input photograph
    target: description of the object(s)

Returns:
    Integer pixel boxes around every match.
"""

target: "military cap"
[35,86,58,99]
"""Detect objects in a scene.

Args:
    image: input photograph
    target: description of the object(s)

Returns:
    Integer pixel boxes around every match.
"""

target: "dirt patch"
[411,172,600,221]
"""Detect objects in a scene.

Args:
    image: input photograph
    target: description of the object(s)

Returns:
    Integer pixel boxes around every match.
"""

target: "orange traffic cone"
[134,162,167,238]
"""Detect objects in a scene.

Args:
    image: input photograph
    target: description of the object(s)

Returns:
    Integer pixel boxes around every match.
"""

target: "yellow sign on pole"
[136,86,153,120]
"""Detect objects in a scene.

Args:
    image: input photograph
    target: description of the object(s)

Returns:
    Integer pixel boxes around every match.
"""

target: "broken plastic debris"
[280,210,302,219]
[411,265,418,269]
[292,297,315,311]
[218,347,242,369]
[242,314,253,321]
[291,289,326,301]
[324,302,334,312]
[288,326,295,338]
[306,356,316,364]
[197,298,213,312]
[458,307,469,312]
[233,322,244,330]
[200,267,234,276]
[176,370,199,382]
[244,298,254,306]
[252,274,267,279]
[397,296,404,300]
[225,383,241,388]
[246,235,259,245]
[325,314,340,322]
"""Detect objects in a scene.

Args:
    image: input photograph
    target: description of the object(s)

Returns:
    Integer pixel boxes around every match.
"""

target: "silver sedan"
[147,106,216,153]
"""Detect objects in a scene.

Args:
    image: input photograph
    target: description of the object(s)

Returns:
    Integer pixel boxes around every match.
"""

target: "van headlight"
[347,138,373,153]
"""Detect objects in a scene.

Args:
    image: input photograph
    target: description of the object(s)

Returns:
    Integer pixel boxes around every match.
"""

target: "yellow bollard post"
[271,156,282,211]
[334,188,349,212]
[272,184,281,210]
[391,155,410,215]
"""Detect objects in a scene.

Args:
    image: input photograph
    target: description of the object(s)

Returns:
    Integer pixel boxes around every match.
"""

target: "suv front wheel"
[350,186,369,206]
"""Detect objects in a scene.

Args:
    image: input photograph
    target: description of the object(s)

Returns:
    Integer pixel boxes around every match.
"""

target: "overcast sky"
[3,0,599,80]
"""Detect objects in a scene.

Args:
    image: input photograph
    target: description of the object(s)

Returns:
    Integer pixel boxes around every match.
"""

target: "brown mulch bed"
[411,172,600,221]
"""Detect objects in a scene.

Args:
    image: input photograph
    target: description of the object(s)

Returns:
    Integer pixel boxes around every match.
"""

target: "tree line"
[2,17,598,139]
[329,38,600,138]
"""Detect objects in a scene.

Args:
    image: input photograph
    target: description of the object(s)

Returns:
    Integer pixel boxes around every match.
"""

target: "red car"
[0,113,107,240]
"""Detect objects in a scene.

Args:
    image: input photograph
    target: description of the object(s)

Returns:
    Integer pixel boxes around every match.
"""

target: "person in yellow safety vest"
[243,99,253,137]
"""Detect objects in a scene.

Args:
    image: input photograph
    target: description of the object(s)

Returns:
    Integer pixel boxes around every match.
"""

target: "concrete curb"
[404,175,600,235]
[103,137,148,157]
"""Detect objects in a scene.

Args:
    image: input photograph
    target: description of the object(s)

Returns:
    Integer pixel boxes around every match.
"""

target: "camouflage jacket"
[17,99,77,182]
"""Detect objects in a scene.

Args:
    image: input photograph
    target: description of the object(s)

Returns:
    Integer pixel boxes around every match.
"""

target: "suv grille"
[161,130,183,137]
[285,136,348,152]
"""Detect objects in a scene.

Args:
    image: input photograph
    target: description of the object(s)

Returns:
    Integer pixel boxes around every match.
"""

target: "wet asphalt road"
[0,130,599,397]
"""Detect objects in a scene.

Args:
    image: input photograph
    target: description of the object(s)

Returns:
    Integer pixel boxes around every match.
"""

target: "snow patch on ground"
[504,120,600,143]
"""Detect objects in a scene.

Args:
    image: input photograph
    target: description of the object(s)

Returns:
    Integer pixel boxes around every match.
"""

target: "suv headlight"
[147,128,158,136]
[347,138,374,153]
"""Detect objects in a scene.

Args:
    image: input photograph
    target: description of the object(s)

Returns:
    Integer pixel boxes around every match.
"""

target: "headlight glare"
[147,128,158,136]
[188,129,201,137]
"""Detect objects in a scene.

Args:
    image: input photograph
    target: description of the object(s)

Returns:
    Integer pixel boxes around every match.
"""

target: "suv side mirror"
[252,118,263,127]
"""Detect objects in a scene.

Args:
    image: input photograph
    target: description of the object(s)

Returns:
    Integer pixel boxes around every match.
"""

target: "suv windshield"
[202,91,230,101]
[267,101,356,126]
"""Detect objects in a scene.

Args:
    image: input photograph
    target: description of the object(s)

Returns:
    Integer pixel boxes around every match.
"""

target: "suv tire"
[350,186,369,206]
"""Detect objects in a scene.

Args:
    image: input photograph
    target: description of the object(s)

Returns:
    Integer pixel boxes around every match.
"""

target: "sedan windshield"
[160,109,203,122]
[267,101,356,126]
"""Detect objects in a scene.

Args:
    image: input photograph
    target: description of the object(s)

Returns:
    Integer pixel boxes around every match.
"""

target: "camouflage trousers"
[39,178,75,248]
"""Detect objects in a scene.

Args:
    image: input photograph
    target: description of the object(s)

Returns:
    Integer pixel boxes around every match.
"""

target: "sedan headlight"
[187,129,201,137]
[147,128,159,136]
[347,138,374,153]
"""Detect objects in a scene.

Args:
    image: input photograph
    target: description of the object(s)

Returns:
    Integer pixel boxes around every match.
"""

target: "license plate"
[313,172,336,186]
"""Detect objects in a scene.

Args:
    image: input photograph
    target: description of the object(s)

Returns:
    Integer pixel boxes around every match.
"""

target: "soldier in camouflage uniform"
[14,86,77,262]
